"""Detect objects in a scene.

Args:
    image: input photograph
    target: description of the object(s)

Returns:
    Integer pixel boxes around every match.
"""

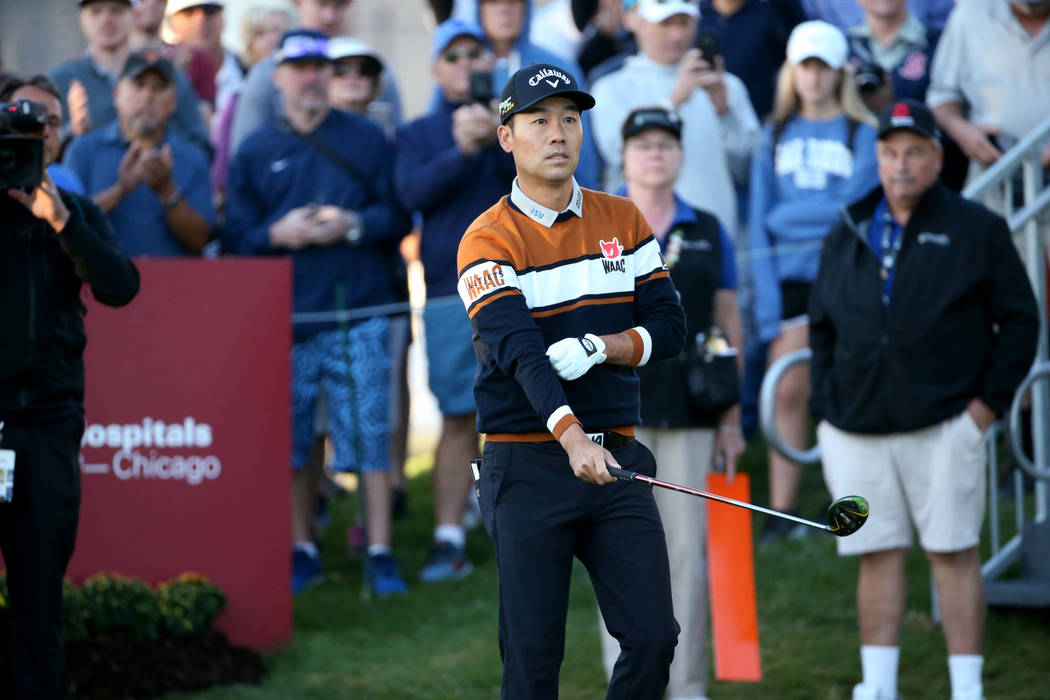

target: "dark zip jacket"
[0,190,140,421]
[809,183,1038,434]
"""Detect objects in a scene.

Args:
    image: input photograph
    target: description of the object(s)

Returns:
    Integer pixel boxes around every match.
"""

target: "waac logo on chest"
[599,238,626,274]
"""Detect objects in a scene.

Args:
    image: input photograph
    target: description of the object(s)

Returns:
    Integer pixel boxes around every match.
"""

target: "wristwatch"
[345,213,363,245]
[163,188,182,210]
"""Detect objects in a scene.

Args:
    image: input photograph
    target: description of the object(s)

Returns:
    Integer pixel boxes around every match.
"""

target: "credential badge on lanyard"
[0,422,14,504]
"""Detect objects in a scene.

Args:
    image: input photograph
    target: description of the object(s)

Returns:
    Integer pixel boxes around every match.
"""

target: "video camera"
[855,62,886,95]
[0,99,47,191]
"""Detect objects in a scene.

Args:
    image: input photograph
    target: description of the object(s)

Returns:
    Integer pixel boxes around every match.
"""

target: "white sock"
[368,544,391,557]
[948,655,983,697]
[293,540,318,558]
[861,645,899,699]
[434,524,465,548]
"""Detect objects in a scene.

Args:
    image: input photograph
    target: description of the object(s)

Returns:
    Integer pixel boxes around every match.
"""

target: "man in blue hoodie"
[395,19,517,583]
[225,30,413,596]
[475,0,601,189]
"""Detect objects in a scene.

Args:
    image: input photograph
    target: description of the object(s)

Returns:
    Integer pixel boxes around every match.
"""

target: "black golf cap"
[622,107,683,142]
[498,62,595,125]
[878,99,939,140]
[120,49,175,84]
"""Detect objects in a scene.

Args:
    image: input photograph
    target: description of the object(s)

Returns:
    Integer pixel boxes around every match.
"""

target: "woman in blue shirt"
[748,20,879,542]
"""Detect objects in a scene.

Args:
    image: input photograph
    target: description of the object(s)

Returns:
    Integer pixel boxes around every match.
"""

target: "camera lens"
[855,62,884,95]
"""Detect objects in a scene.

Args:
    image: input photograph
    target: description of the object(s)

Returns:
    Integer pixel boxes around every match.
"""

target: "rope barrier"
[289,239,828,325]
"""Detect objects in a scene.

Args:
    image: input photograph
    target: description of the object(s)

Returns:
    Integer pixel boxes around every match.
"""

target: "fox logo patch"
[599,238,626,273]
[599,238,623,259]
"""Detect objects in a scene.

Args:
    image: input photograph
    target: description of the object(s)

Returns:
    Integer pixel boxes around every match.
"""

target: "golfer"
[457,62,686,699]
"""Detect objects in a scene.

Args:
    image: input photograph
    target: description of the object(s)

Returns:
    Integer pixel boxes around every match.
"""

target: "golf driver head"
[827,495,869,536]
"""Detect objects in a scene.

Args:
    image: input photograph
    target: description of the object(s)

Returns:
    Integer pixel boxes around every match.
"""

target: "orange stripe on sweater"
[529,295,635,318]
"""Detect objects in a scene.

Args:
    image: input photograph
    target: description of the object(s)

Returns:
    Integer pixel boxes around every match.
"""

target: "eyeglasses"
[442,46,485,64]
[333,60,381,78]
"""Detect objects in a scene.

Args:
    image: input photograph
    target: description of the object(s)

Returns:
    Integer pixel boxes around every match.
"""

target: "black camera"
[469,70,494,105]
[855,62,886,95]
[0,100,47,191]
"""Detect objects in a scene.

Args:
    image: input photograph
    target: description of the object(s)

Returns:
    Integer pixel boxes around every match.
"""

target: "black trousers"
[0,415,83,700]
[479,439,678,700]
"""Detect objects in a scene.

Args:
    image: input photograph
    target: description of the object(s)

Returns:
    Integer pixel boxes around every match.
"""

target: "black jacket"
[0,189,139,421]
[639,207,727,429]
[809,183,1038,434]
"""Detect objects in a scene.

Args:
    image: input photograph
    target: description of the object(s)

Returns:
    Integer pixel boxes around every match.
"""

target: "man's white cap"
[327,37,381,63]
[634,0,700,24]
[786,20,848,70]
[165,0,223,17]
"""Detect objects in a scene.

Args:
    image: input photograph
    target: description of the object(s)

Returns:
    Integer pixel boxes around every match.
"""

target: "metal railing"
[758,347,819,465]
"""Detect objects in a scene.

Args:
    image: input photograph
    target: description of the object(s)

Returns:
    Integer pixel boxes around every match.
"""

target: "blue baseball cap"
[432,18,487,59]
[274,29,331,65]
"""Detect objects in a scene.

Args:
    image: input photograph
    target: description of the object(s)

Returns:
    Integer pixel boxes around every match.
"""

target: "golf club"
[605,466,869,537]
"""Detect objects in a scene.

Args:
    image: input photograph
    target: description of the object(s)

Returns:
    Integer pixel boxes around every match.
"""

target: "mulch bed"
[0,619,267,698]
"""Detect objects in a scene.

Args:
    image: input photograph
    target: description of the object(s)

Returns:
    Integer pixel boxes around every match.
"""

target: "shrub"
[0,571,227,642]
[156,573,228,637]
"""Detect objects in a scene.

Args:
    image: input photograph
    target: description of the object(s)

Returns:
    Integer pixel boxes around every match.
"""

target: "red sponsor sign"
[69,258,293,651]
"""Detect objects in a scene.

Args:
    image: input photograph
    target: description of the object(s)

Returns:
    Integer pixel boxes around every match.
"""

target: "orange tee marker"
[706,472,762,681]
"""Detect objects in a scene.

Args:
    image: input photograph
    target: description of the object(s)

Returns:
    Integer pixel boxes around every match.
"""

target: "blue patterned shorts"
[291,318,389,473]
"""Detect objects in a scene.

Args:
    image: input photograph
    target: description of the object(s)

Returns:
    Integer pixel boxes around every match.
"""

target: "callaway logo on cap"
[498,62,596,125]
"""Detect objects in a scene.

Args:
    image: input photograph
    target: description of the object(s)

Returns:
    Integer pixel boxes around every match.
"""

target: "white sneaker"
[951,686,984,700]
[853,682,901,700]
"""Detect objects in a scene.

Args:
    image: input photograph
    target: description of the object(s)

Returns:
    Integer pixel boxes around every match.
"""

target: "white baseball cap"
[328,37,380,63]
[634,0,700,24]
[165,0,223,17]
[786,20,848,70]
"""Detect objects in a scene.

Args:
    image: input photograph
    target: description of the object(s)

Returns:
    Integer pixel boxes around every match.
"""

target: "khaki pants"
[818,412,987,555]
[599,427,716,700]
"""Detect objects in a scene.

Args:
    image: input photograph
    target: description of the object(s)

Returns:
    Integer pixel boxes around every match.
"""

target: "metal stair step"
[986,579,1050,608]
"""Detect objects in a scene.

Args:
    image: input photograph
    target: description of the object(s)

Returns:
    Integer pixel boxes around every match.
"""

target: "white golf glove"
[546,333,607,381]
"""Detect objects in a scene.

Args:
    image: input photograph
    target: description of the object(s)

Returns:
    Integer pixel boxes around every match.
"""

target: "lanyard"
[879,212,903,282]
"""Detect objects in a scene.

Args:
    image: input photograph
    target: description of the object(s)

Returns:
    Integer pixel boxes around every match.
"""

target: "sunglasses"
[442,46,485,64]
[334,60,381,78]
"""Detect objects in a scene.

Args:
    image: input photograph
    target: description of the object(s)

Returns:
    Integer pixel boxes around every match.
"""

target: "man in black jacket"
[809,99,1038,700]
[0,83,140,699]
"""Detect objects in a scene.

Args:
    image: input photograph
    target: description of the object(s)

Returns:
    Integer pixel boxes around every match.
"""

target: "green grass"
[166,443,1050,699]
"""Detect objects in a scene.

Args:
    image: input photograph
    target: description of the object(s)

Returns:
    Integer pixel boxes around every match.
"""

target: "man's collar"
[851,12,927,46]
[103,121,124,143]
[510,177,583,228]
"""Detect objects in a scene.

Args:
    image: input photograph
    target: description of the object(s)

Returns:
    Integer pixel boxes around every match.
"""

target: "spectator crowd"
[1,0,1047,698]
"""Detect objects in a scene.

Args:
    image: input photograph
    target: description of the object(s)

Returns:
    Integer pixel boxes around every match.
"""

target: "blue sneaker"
[292,548,324,594]
[369,552,408,597]
[420,541,474,583]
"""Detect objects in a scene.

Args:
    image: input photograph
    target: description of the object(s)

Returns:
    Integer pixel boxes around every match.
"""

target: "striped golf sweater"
[457,180,686,441]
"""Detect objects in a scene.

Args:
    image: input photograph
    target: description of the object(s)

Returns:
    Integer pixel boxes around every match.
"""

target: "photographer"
[0,87,139,698]
[394,19,516,583]
[846,0,940,115]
